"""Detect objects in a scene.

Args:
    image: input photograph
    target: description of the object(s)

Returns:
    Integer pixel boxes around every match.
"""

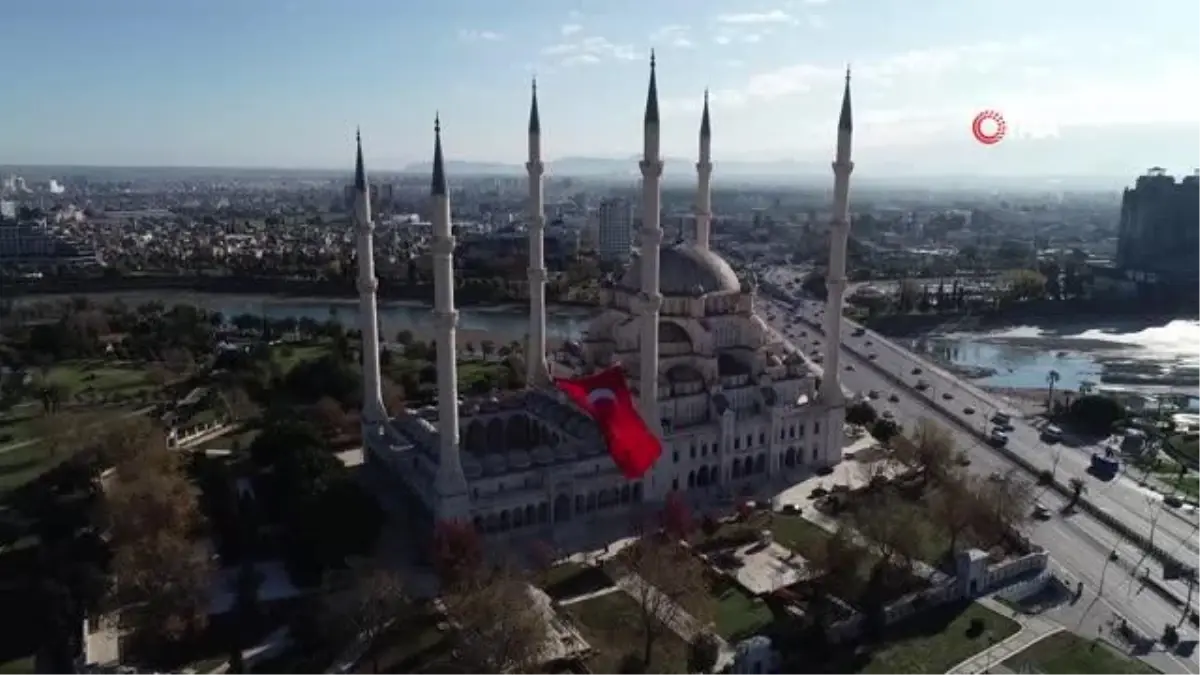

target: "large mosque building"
[360,56,857,540]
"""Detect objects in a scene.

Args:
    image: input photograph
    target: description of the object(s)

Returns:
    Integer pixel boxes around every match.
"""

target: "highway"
[755,286,1198,672]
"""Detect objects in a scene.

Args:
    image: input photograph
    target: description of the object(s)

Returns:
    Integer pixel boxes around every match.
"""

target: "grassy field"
[44,360,154,399]
[0,656,33,674]
[0,409,136,495]
[710,579,773,641]
[271,343,332,374]
[564,591,688,673]
[855,601,1020,674]
[1003,631,1159,674]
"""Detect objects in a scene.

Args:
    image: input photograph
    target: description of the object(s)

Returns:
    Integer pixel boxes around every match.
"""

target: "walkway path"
[615,572,737,672]
[946,596,1063,674]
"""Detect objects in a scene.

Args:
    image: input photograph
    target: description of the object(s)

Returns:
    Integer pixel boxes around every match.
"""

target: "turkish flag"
[555,365,663,479]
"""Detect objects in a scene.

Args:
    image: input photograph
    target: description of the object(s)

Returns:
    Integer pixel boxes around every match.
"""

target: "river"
[16,290,597,345]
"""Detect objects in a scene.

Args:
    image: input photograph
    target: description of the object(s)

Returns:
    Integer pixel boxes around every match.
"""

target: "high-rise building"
[597,197,634,262]
[1116,168,1199,285]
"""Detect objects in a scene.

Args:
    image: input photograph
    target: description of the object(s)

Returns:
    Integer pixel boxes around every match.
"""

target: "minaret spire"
[429,116,469,517]
[526,79,549,385]
[637,52,665,449]
[353,130,385,425]
[695,89,713,250]
[818,67,856,467]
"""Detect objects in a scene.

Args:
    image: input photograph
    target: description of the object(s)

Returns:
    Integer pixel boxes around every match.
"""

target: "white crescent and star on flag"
[587,388,616,407]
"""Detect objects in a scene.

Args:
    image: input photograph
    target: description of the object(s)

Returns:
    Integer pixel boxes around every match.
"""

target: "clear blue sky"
[2,0,1196,172]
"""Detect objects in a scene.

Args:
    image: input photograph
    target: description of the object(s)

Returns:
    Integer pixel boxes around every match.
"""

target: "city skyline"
[2,0,1197,175]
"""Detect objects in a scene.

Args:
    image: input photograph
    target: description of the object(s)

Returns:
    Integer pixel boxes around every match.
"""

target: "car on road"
[844,364,854,371]
[988,471,1005,482]
[942,392,953,400]
[989,429,1009,446]
[867,353,878,360]
[1040,424,1063,443]
[915,380,930,391]
[867,390,880,399]
[888,393,899,403]
[1033,503,1051,520]
[911,367,922,375]
[991,412,1013,430]
[813,355,824,364]
[852,327,866,337]
[864,340,872,346]
[963,406,975,415]
[1164,495,1184,509]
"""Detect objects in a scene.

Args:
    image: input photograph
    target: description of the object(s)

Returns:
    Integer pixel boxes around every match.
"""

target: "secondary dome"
[619,244,741,297]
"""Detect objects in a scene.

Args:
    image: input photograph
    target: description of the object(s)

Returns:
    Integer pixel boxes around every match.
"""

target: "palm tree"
[1046,370,1060,411]
[1065,477,1087,511]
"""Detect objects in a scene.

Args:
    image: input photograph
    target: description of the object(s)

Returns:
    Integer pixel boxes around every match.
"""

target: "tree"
[930,478,978,556]
[802,525,865,640]
[891,418,956,487]
[344,564,410,673]
[660,492,694,541]
[1068,395,1125,435]
[311,396,348,440]
[438,564,545,673]
[1045,370,1060,410]
[869,418,900,444]
[32,412,85,460]
[431,520,484,589]
[621,535,711,666]
[845,400,878,427]
[104,433,213,642]
[1065,477,1087,511]
[972,475,1033,545]
[687,633,721,673]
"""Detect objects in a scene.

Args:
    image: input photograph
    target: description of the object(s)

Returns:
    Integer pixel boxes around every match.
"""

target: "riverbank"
[3,274,599,311]
[865,303,1197,340]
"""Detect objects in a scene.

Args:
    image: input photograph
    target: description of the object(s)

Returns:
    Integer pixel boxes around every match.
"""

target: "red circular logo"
[971,110,1007,145]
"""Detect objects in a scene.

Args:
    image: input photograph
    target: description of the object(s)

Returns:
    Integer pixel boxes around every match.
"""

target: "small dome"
[555,444,577,462]
[532,447,554,465]
[509,450,531,469]
[620,244,741,297]
[484,454,506,475]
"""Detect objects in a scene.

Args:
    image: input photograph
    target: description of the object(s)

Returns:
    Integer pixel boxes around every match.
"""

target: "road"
[754,286,1198,672]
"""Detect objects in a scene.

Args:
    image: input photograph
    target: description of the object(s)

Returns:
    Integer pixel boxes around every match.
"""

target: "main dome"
[619,244,741,297]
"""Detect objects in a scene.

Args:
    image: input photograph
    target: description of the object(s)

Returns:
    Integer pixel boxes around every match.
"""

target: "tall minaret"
[637,52,664,432]
[354,130,386,424]
[695,89,713,250]
[526,79,549,385]
[430,117,469,512]
[820,69,854,407]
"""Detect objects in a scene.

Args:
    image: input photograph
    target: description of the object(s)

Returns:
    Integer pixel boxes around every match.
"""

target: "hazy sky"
[2,0,1197,173]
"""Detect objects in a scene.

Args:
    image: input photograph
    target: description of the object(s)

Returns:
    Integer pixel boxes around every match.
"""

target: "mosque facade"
[360,57,858,540]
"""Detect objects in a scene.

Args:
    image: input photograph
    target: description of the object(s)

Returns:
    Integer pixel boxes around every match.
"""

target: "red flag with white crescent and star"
[554,365,662,479]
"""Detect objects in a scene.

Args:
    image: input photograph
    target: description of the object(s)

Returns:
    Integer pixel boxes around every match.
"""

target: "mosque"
[359,56,858,540]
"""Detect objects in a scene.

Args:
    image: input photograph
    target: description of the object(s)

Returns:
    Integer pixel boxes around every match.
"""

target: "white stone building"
[360,58,859,542]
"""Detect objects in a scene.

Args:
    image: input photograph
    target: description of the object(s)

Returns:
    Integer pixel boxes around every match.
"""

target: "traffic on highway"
[756,266,1199,672]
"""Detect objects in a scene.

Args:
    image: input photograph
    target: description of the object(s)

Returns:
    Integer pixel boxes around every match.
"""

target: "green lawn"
[46,360,153,399]
[856,601,1020,674]
[710,580,773,641]
[271,342,332,374]
[354,611,449,674]
[0,409,125,494]
[0,656,33,674]
[539,562,615,601]
[1003,631,1159,674]
[1167,434,1199,463]
[564,590,688,674]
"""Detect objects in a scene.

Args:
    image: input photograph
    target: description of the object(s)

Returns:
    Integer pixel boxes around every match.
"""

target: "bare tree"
[104,433,213,642]
[930,477,979,555]
[854,456,890,489]
[343,563,411,673]
[97,416,166,472]
[802,525,867,636]
[851,497,921,572]
[621,535,711,666]
[32,412,85,459]
[972,475,1034,546]
[887,418,955,489]
[439,564,545,673]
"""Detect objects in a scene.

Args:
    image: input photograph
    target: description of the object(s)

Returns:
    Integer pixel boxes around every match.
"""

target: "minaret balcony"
[639,160,664,177]
[431,238,455,256]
